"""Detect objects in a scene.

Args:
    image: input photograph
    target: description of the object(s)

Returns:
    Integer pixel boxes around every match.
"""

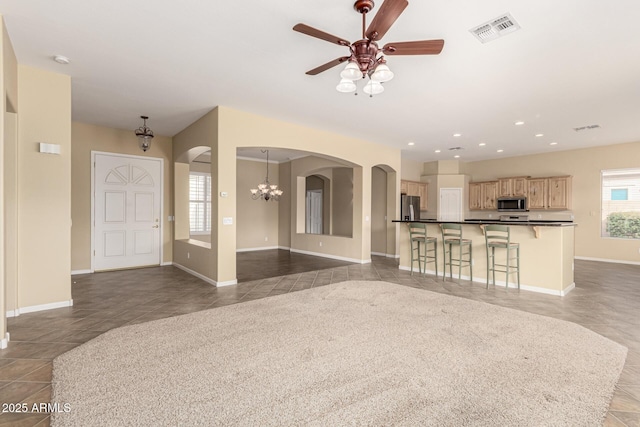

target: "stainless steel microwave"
[497,197,527,212]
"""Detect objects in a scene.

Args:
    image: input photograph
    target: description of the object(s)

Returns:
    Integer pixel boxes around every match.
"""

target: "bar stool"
[484,225,520,289]
[441,223,473,281]
[408,223,438,277]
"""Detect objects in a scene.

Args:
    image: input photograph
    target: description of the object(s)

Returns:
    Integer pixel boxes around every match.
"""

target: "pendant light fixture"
[135,115,154,152]
[250,150,283,202]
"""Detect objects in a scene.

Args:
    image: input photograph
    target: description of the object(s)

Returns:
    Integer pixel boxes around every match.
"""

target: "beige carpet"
[51,281,626,426]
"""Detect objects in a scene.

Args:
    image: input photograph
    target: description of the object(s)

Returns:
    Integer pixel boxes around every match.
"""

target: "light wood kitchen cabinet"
[401,179,428,211]
[481,181,498,210]
[469,182,482,210]
[498,177,529,197]
[547,176,572,209]
[418,184,428,211]
[527,178,548,209]
[469,181,498,210]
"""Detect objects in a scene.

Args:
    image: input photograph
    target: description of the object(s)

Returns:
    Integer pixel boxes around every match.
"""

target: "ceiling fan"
[293,0,444,95]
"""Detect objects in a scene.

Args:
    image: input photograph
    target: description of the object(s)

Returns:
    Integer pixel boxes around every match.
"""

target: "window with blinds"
[189,173,211,234]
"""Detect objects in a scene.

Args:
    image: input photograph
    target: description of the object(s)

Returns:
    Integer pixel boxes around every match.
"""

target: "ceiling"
[1,0,639,162]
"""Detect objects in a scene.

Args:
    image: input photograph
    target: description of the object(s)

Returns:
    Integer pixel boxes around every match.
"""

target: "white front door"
[93,152,162,271]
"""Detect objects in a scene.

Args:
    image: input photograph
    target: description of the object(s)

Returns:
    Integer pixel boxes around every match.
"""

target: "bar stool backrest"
[484,224,511,245]
[441,223,463,243]
[409,222,427,241]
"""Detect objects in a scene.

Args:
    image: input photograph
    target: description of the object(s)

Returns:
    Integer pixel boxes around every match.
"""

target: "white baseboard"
[290,248,371,264]
[71,269,92,275]
[575,256,640,266]
[173,263,237,287]
[7,299,74,317]
[236,246,280,253]
[371,252,400,259]
[0,333,9,349]
[278,246,291,251]
[160,262,173,266]
[398,265,572,296]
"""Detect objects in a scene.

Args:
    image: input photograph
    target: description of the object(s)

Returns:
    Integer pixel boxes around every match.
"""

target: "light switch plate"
[223,217,233,225]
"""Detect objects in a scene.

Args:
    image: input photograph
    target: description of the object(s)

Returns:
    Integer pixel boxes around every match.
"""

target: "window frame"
[601,168,640,240]
[189,172,211,235]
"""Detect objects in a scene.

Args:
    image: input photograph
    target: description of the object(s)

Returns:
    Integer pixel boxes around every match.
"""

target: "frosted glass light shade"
[340,61,362,80]
[371,63,394,82]
[363,80,384,95]
[336,78,357,93]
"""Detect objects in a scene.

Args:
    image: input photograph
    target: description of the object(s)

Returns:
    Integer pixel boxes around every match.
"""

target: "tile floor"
[0,252,638,426]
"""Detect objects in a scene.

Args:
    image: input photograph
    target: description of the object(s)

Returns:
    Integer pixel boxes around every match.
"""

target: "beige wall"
[278,161,291,248]
[371,166,387,254]
[71,122,174,271]
[236,158,279,250]
[4,113,17,313]
[17,65,72,308]
[401,157,423,181]
[172,109,221,281]
[0,18,17,338]
[332,167,354,237]
[464,141,640,263]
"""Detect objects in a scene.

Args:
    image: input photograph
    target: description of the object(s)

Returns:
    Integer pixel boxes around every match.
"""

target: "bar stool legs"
[484,225,520,289]
[408,223,438,277]
[441,223,473,281]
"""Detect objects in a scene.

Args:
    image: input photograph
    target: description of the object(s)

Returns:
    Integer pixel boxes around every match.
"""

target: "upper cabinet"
[547,176,572,210]
[468,181,498,210]
[481,181,498,210]
[401,179,428,211]
[470,175,572,210]
[527,178,548,209]
[469,182,483,210]
[498,176,529,198]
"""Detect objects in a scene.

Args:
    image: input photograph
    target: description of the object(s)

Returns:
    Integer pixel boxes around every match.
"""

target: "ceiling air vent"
[470,13,521,44]
[448,147,464,151]
[573,124,601,132]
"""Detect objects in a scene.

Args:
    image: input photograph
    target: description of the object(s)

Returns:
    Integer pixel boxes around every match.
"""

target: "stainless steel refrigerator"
[400,195,420,221]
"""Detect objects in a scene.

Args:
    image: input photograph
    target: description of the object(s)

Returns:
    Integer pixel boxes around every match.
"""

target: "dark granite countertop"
[392,219,576,227]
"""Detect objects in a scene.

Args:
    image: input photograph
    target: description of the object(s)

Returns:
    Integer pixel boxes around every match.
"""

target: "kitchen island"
[393,219,577,296]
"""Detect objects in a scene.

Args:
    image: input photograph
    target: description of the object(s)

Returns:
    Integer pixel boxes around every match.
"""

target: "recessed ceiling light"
[407,142,415,146]
[478,143,486,146]
[550,142,558,146]
[515,121,524,126]
[454,155,460,158]
[435,149,441,153]
[535,133,544,137]
[53,55,70,64]
[453,133,462,137]
[497,149,504,153]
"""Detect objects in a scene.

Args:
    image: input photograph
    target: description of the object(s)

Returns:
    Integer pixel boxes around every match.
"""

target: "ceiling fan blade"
[365,0,409,41]
[382,39,445,55]
[293,24,351,46]
[306,57,351,75]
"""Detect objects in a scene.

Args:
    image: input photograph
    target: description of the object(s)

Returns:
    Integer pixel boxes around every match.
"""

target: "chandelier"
[250,150,283,201]
[135,115,154,152]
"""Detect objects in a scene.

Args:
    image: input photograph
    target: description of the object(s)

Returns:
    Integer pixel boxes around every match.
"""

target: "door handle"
[152,225,159,228]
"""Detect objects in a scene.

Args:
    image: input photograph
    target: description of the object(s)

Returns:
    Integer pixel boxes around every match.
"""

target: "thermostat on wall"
[220,192,228,197]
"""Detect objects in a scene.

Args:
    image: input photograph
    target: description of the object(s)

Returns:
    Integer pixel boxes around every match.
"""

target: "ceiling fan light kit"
[293,0,444,96]
[336,78,357,93]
